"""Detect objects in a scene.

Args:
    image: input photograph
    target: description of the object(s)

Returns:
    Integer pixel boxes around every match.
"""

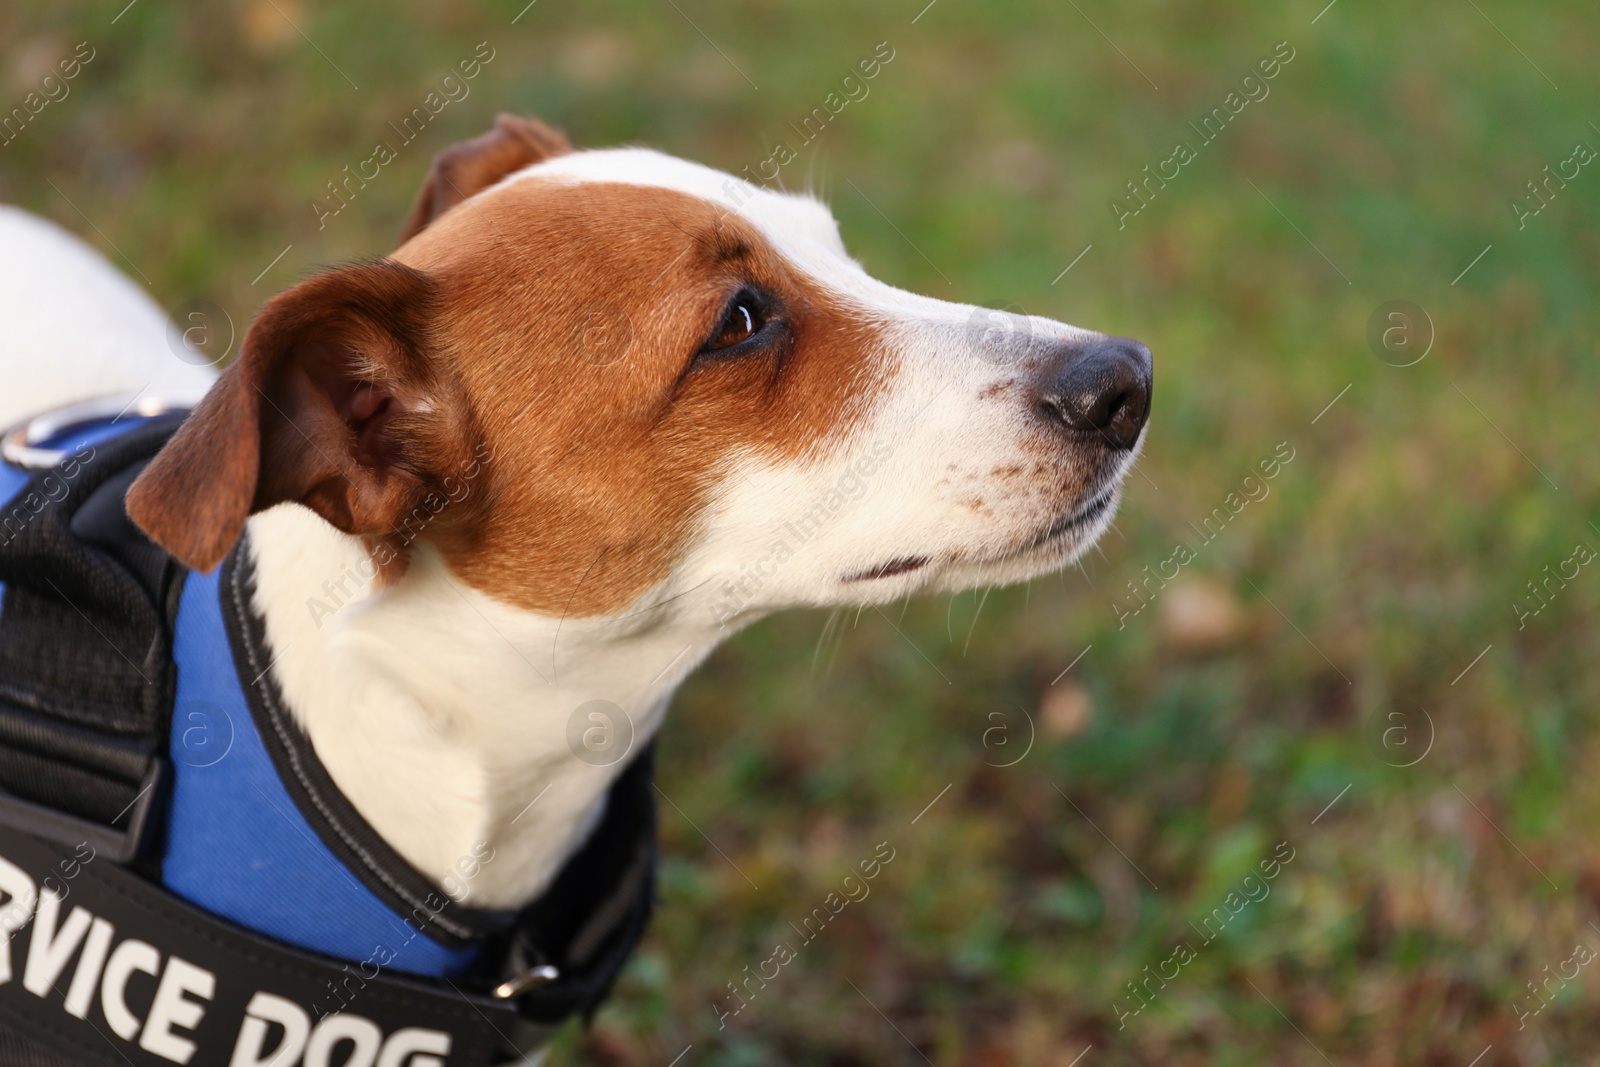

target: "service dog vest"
[0,400,656,1067]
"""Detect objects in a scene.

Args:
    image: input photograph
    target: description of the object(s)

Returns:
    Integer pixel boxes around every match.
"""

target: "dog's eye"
[701,296,766,354]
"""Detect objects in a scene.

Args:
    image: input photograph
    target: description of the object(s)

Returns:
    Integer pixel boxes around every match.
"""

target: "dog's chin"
[938,482,1123,591]
[835,480,1125,603]
[936,441,1147,593]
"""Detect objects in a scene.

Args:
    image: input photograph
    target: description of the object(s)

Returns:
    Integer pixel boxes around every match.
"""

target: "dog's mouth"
[841,555,932,583]
[1023,482,1120,550]
[962,480,1123,571]
[839,482,1120,585]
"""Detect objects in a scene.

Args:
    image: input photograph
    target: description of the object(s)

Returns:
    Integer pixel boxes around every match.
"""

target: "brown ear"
[127,260,477,572]
[397,113,572,245]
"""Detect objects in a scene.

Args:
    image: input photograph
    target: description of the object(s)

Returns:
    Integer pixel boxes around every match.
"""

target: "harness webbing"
[0,414,186,864]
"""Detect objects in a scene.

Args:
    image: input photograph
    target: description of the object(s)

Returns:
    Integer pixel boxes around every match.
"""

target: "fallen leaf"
[1159,576,1245,653]
[1039,680,1092,740]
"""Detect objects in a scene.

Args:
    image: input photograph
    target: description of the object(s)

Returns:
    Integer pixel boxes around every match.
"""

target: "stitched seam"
[228,547,475,940]
[63,847,493,1020]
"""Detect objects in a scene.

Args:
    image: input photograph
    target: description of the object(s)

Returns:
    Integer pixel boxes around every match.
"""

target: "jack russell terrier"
[0,114,1149,1064]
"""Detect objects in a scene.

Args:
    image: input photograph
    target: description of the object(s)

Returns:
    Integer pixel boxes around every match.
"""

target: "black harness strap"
[0,769,657,1067]
[0,826,534,1067]
[0,415,188,864]
[502,744,658,1026]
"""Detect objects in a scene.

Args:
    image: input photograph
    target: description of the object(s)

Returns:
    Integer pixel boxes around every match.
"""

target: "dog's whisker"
[810,609,840,680]
[611,572,719,624]
[550,548,606,683]
[811,607,850,688]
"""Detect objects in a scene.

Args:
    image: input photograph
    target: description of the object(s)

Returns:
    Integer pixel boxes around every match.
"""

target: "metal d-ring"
[1,393,177,470]
[492,964,561,1000]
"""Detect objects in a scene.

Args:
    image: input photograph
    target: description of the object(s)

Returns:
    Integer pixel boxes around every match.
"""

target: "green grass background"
[4,0,1598,1063]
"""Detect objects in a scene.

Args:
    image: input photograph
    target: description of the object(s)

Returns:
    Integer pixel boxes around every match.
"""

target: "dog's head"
[128,114,1151,629]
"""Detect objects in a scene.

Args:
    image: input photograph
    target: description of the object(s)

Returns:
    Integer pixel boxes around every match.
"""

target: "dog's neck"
[243,505,722,910]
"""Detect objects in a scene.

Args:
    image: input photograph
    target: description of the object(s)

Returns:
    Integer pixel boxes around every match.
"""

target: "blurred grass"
[5,0,1600,1063]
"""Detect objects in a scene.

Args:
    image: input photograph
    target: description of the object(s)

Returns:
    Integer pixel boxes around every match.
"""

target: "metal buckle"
[1,393,177,470]
[0,759,163,865]
[492,964,561,1000]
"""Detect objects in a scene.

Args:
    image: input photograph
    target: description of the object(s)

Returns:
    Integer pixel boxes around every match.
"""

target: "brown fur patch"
[387,178,891,615]
[397,114,573,246]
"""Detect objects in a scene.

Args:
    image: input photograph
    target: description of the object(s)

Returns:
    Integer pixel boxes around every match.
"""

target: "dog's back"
[0,206,216,430]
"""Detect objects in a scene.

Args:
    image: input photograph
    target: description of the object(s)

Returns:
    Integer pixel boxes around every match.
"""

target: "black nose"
[1033,336,1153,450]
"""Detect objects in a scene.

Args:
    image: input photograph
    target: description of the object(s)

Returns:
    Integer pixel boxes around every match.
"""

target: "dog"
[0,113,1149,1055]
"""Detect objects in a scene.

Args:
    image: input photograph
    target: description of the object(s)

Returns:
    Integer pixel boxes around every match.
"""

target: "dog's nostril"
[1035,336,1152,451]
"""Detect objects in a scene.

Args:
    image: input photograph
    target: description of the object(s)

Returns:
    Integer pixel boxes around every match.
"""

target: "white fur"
[246,505,719,907]
[2,148,1142,912]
